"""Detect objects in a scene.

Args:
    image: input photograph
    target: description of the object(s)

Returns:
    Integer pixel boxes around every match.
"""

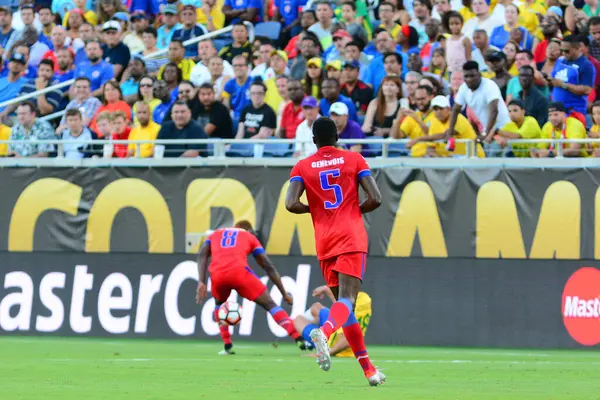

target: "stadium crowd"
[0,0,599,159]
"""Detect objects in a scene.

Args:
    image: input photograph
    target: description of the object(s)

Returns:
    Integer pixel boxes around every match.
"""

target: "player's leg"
[293,302,326,347]
[211,278,235,355]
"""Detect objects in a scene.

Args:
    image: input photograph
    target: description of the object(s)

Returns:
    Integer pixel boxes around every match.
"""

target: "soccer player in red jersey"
[285,117,385,386]
[196,220,307,355]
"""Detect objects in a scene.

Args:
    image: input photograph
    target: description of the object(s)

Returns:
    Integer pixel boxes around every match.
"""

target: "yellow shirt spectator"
[158,59,196,81]
[264,78,283,115]
[589,124,600,152]
[380,23,401,41]
[127,121,161,158]
[459,7,476,23]
[501,116,541,157]
[429,113,486,157]
[63,10,98,27]
[0,124,10,156]
[328,292,372,358]
[197,0,226,30]
[399,110,436,157]
[133,98,162,126]
[539,117,588,157]
[519,3,545,34]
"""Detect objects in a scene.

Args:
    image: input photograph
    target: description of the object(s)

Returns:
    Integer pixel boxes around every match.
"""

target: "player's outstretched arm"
[255,252,293,305]
[285,180,310,214]
[358,175,382,214]
[196,241,211,304]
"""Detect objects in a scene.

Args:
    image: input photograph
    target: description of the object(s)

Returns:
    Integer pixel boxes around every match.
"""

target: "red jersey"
[290,146,370,260]
[206,228,265,275]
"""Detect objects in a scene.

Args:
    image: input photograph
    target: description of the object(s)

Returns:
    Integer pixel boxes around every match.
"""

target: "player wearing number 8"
[285,117,385,386]
[195,221,308,355]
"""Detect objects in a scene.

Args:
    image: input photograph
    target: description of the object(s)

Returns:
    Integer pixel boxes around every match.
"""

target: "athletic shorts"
[211,266,267,302]
[319,252,367,288]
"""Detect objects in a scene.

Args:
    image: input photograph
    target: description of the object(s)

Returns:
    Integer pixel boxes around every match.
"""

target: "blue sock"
[302,324,318,344]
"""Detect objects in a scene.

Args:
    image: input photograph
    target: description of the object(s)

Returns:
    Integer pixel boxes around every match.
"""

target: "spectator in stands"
[487,51,510,98]
[461,0,504,39]
[191,40,234,87]
[379,2,402,40]
[102,20,131,81]
[279,79,305,139]
[421,17,441,69]
[74,22,94,65]
[540,38,561,77]
[489,4,530,51]
[274,0,301,39]
[0,7,16,58]
[344,41,369,81]
[60,108,94,159]
[6,5,45,55]
[531,102,587,158]
[207,56,231,100]
[533,16,561,65]
[152,79,174,124]
[222,54,251,127]
[74,39,114,96]
[41,26,67,70]
[290,33,321,80]
[505,50,548,103]
[324,29,351,63]
[338,1,368,43]
[513,66,549,125]
[8,102,54,158]
[294,96,319,158]
[580,36,600,100]
[94,111,113,139]
[284,10,317,61]
[410,0,432,45]
[132,76,160,125]
[320,78,359,123]
[55,48,74,83]
[250,39,273,79]
[309,1,336,50]
[57,77,102,133]
[325,60,342,80]
[90,80,132,135]
[176,80,197,104]
[329,101,366,153]
[362,76,402,138]
[383,52,403,80]
[198,0,226,31]
[127,102,160,158]
[157,100,207,157]
[340,60,373,119]
[162,62,183,99]
[443,12,471,75]
[548,35,596,116]
[403,71,422,110]
[304,57,325,99]
[490,99,541,157]
[158,39,195,81]
[120,55,147,99]
[195,83,233,139]
[365,29,403,93]
[97,0,127,24]
[264,50,288,82]
[109,110,131,158]
[172,4,208,59]
[141,27,167,74]
[471,29,494,73]
[236,80,276,139]
[397,85,436,156]
[0,53,27,114]
[219,23,253,64]
[64,9,84,42]
[157,5,182,50]
[223,0,260,24]
[451,61,510,143]
[589,17,600,61]
[125,11,148,54]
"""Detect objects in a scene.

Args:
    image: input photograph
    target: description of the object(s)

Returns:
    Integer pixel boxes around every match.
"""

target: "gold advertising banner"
[0,167,598,259]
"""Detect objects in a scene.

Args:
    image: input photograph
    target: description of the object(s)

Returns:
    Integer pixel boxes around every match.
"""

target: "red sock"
[269,306,301,340]
[214,308,232,346]
[321,298,353,339]
[343,318,375,375]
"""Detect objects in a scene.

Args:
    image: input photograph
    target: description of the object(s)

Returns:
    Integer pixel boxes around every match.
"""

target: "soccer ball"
[218,302,243,326]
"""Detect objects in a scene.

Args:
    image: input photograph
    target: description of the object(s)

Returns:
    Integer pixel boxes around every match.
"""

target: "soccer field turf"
[0,337,598,400]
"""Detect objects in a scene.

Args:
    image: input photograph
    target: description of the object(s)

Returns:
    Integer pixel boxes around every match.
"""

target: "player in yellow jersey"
[294,285,372,357]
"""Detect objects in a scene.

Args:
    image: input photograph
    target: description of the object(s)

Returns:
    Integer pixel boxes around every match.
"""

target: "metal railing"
[5,21,255,122]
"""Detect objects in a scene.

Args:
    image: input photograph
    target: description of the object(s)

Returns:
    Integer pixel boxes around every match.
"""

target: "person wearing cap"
[172,4,208,59]
[0,52,27,114]
[324,29,351,63]
[531,102,587,158]
[74,40,114,96]
[329,101,366,153]
[102,20,131,81]
[197,0,226,31]
[236,80,277,140]
[123,11,149,54]
[157,4,182,50]
[0,7,16,58]
[218,22,252,64]
[325,60,342,81]
[263,49,289,81]
[308,2,336,51]
[223,0,260,24]
[548,35,595,116]
[320,78,359,124]
[340,60,373,117]
[408,95,485,157]
[487,51,510,97]
[294,96,320,157]
[487,99,541,157]
[279,79,306,139]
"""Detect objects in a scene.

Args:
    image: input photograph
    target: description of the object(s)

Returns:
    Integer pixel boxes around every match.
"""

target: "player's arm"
[195,241,211,304]
[358,174,382,214]
[312,285,337,303]
[285,179,310,214]
[255,252,293,305]
[329,334,350,356]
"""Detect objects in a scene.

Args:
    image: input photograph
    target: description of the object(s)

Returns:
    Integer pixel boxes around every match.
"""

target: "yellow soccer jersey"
[399,111,436,157]
[328,292,372,358]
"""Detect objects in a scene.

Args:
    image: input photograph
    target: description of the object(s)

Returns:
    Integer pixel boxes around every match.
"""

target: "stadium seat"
[263,138,292,157]
[362,136,384,157]
[226,143,254,157]
[253,22,282,42]
[388,141,409,157]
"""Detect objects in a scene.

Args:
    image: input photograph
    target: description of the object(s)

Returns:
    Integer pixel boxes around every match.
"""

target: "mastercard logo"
[562,267,600,346]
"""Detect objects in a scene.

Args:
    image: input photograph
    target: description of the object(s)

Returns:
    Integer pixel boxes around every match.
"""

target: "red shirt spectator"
[110,111,132,158]
[279,79,306,139]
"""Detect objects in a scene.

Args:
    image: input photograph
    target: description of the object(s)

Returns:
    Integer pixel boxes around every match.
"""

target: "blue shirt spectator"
[365,52,408,93]
[319,94,359,124]
[224,0,262,24]
[172,5,208,58]
[0,54,28,113]
[489,26,533,51]
[223,77,252,120]
[74,44,114,92]
[275,0,298,26]
[129,0,160,16]
[552,45,596,114]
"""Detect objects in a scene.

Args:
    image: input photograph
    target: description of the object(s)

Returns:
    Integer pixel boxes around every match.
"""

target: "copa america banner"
[1,252,598,348]
[0,167,598,259]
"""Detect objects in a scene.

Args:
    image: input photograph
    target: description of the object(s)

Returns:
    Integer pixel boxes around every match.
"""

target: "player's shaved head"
[312,117,338,147]
[235,220,254,231]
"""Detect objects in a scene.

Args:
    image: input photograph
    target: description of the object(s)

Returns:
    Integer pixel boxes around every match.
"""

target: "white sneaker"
[366,369,386,386]
[309,328,331,371]
[218,349,235,356]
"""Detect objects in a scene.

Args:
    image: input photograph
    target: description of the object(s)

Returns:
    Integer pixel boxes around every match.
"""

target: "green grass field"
[0,337,599,400]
